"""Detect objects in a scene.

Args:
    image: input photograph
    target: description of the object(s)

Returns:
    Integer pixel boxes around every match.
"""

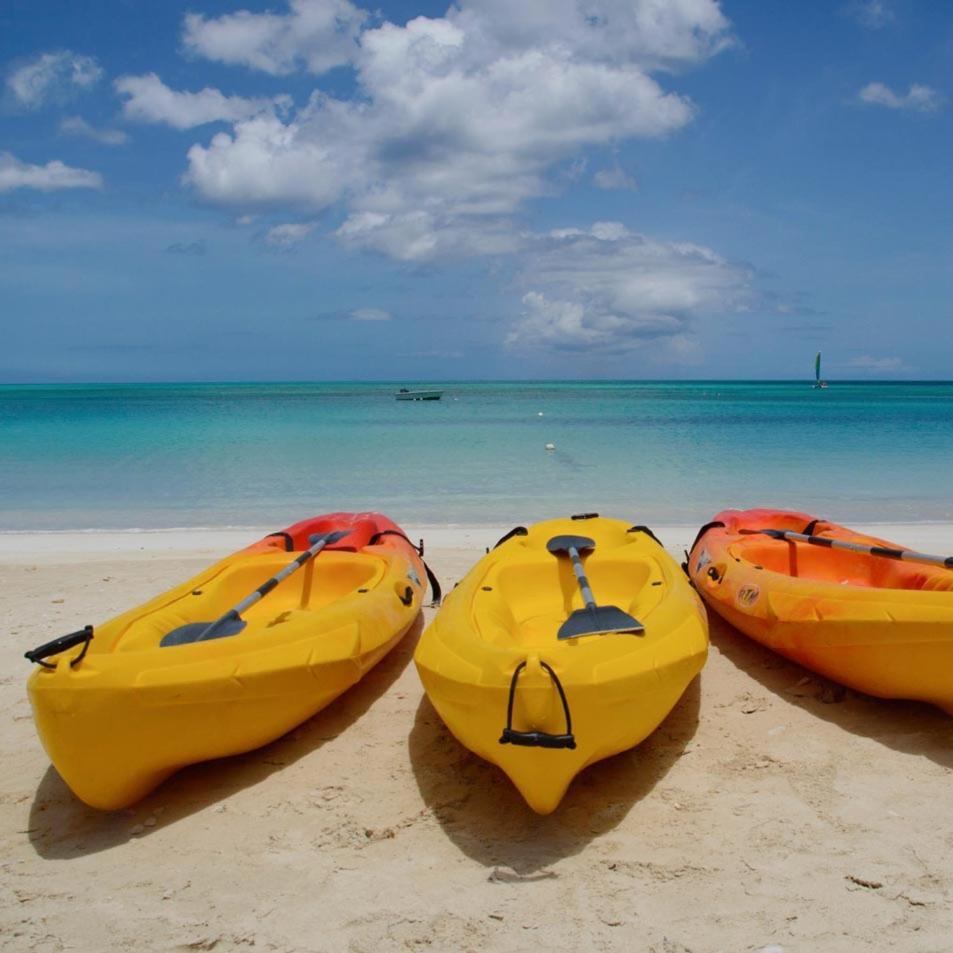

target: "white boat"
[395,388,443,401]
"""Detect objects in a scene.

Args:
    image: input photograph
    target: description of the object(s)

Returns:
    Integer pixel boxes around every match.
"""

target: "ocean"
[1,381,952,531]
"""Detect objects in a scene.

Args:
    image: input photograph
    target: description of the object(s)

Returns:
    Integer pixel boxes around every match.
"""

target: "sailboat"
[813,352,828,389]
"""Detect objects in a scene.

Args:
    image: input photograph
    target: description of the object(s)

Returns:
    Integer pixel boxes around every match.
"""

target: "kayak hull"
[687,509,953,713]
[27,513,426,809]
[415,516,708,814]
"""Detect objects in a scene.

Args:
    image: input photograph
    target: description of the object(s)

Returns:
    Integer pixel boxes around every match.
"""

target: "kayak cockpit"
[730,537,953,591]
[111,552,385,653]
[471,552,666,649]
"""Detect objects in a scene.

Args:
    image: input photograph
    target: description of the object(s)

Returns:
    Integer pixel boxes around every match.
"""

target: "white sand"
[2,523,952,951]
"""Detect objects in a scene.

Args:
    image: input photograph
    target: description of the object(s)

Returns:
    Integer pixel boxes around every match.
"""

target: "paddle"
[160,529,352,647]
[740,527,953,570]
[546,534,644,639]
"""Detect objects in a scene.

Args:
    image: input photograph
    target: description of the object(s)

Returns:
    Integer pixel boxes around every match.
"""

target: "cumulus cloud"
[858,82,941,113]
[59,116,129,146]
[6,51,102,108]
[263,221,316,246]
[451,0,734,69]
[173,1,743,359]
[844,0,894,29]
[182,0,368,75]
[184,1,732,259]
[847,354,912,372]
[593,164,637,191]
[0,152,103,192]
[349,307,391,321]
[506,222,753,351]
[115,73,290,130]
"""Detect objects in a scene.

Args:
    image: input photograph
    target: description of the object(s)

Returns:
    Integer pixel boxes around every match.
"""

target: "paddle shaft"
[193,530,348,642]
[566,545,598,609]
[742,528,953,570]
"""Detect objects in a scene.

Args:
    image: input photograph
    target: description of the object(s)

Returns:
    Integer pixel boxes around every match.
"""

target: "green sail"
[815,352,821,382]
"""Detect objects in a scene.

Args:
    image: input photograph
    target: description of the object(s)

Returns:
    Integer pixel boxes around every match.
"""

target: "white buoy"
[545,442,555,452]
[537,411,544,416]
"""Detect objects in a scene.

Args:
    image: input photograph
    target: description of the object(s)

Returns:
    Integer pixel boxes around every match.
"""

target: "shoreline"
[1,520,951,562]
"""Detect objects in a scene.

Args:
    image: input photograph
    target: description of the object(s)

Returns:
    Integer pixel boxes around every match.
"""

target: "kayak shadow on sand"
[407,675,701,874]
[709,614,953,768]
[27,615,425,861]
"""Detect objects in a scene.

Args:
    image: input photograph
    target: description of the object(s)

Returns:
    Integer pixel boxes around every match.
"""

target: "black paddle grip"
[25,625,94,669]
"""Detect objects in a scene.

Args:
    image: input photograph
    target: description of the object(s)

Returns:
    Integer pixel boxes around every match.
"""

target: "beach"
[3,523,952,952]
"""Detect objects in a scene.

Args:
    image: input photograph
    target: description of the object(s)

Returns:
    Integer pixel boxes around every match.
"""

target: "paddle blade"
[308,529,351,546]
[160,616,246,647]
[557,605,644,640]
[546,534,595,555]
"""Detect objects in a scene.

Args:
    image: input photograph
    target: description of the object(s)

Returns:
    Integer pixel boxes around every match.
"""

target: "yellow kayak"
[414,515,708,813]
[26,512,430,810]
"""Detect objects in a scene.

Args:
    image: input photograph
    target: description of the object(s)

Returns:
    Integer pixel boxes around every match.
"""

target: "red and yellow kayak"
[26,512,427,809]
[687,508,953,713]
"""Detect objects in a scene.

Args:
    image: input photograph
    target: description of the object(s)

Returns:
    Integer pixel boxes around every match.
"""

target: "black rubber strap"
[25,625,94,669]
[369,530,441,605]
[369,529,424,556]
[627,524,662,546]
[802,519,822,536]
[492,526,528,549]
[423,560,442,606]
[265,531,295,552]
[499,660,576,750]
[687,520,726,557]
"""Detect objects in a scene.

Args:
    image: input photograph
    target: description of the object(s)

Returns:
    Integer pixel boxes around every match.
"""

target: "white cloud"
[115,73,290,130]
[59,116,129,146]
[183,0,368,75]
[593,164,637,191]
[844,0,894,29]
[6,51,102,108]
[847,354,912,372]
[451,0,734,69]
[506,222,753,351]
[263,221,316,246]
[858,82,941,113]
[185,1,732,259]
[350,307,391,321]
[333,209,525,261]
[0,152,103,192]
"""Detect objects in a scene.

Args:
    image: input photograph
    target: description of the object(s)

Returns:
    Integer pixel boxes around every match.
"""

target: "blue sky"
[1,0,951,381]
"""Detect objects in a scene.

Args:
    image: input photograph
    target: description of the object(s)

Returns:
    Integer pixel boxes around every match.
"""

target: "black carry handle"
[25,625,94,669]
[499,659,576,750]
[369,529,442,606]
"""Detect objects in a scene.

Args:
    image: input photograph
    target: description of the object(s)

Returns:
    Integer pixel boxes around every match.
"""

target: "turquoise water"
[1,381,952,530]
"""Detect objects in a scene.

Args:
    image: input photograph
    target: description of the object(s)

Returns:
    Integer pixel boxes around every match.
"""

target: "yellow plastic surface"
[414,516,708,814]
[27,535,424,809]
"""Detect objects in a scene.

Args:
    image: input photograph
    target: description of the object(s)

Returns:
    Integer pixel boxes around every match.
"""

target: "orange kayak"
[686,509,953,713]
